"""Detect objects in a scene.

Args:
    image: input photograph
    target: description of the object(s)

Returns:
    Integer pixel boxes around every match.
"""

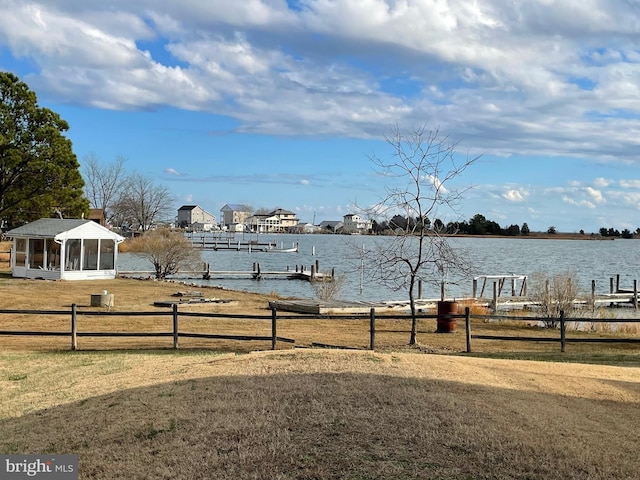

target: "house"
[88,209,106,226]
[6,218,125,280]
[246,208,300,233]
[220,204,252,229]
[177,205,216,230]
[318,220,344,233]
[343,214,372,234]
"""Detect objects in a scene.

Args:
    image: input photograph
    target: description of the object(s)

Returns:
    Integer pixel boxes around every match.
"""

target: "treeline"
[371,213,639,237]
[371,213,532,236]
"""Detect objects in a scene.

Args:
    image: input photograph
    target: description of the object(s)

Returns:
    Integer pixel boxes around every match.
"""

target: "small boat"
[266,242,299,253]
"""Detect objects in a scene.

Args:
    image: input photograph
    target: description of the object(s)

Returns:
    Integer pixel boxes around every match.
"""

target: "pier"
[119,261,333,283]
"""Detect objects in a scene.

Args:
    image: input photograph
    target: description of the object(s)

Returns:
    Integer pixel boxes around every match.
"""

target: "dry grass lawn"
[1,269,640,478]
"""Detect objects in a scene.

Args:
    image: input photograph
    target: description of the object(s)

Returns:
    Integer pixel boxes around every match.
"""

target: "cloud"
[502,188,528,202]
[593,177,612,188]
[562,196,596,209]
[2,1,640,161]
[619,179,640,188]
[300,179,310,185]
[164,168,181,176]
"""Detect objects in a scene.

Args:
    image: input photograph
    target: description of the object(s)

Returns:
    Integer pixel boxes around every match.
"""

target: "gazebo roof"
[6,218,124,242]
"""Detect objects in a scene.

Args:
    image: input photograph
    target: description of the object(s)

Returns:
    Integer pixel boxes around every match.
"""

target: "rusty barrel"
[436,301,458,333]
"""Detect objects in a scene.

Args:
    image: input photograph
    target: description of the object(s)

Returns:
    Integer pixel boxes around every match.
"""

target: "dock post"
[418,280,423,299]
[511,277,516,296]
[591,280,596,312]
[315,259,320,274]
[492,281,498,313]
[440,281,445,301]
[311,264,315,280]
[472,278,477,298]
[616,274,620,293]
[610,277,614,294]
[634,280,638,310]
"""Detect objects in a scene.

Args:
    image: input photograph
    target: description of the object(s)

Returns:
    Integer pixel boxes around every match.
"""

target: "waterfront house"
[177,205,216,230]
[246,208,300,233]
[6,218,125,280]
[343,214,372,234]
[220,204,252,230]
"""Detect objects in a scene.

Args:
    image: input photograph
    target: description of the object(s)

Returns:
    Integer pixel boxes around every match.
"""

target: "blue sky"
[1,0,640,232]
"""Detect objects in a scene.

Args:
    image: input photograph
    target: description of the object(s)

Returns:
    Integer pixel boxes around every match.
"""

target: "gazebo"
[6,218,125,280]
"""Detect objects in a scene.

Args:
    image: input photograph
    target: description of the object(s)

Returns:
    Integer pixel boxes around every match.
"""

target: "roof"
[221,204,252,212]
[6,218,124,242]
[7,219,93,238]
[270,208,296,216]
[178,205,199,211]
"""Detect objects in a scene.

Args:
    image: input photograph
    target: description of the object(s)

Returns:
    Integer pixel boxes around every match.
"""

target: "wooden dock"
[119,261,333,283]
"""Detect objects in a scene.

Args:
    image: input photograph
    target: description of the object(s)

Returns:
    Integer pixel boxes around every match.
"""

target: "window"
[99,239,115,270]
[66,239,81,270]
[83,239,98,270]
[46,239,61,269]
[15,238,26,267]
[28,239,44,269]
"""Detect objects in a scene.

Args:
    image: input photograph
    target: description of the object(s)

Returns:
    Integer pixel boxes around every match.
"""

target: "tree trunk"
[408,279,417,345]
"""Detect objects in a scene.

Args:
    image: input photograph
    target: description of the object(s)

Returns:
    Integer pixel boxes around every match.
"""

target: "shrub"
[529,271,579,328]
[125,229,202,279]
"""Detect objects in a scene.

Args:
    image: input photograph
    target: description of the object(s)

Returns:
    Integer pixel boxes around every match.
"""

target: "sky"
[1,0,640,233]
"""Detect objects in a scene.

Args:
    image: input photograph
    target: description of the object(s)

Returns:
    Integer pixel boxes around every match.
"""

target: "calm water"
[118,234,640,301]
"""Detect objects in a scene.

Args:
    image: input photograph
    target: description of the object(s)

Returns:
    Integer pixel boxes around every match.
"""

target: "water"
[118,234,640,301]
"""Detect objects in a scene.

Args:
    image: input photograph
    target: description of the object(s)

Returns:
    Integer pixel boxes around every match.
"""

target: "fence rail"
[1,306,639,353]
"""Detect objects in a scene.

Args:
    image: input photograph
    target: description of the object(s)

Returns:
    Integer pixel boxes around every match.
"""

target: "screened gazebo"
[6,218,125,280]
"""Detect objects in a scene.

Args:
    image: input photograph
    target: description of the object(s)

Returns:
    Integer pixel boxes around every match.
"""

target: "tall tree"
[82,153,127,224]
[365,124,479,345]
[116,173,173,231]
[0,72,88,229]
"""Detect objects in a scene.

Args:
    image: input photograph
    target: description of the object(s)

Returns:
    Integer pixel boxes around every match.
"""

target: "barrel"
[436,301,458,333]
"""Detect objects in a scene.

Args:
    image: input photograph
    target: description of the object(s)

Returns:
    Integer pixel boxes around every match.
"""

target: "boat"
[266,242,299,253]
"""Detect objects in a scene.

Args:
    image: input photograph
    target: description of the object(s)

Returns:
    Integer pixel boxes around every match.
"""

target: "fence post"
[369,308,375,351]
[465,307,471,353]
[271,308,277,350]
[172,304,179,349]
[560,310,566,353]
[71,304,77,351]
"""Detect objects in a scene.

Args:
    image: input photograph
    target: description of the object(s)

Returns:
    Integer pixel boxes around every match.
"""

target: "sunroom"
[6,218,125,280]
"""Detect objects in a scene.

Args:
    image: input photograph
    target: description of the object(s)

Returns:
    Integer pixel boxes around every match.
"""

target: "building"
[220,204,252,229]
[318,220,344,233]
[342,214,372,234]
[6,218,124,280]
[246,208,300,233]
[177,205,217,230]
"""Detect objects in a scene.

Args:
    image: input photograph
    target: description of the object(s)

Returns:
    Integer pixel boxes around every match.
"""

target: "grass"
[1,274,640,478]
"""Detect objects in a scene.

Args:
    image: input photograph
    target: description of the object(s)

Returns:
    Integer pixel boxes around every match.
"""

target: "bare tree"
[126,228,202,279]
[117,173,173,231]
[365,124,480,345]
[82,153,127,223]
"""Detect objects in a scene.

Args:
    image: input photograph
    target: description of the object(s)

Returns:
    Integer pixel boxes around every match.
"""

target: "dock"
[119,261,334,282]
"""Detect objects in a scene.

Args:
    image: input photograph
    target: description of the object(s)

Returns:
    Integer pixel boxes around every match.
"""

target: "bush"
[125,229,202,279]
[529,271,579,328]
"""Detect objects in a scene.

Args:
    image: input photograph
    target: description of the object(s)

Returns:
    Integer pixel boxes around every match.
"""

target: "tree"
[365,124,479,345]
[126,228,202,279]
[547,226,557,234]
[0,72,88,229]
[82,153,127,224]
[116,173,173,231]
[521,222,530,235]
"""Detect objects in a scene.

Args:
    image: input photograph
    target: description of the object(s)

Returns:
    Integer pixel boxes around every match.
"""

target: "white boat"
[266,242,299,253]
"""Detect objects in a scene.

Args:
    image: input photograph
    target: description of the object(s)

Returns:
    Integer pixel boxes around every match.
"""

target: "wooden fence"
[1,305,640,353]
